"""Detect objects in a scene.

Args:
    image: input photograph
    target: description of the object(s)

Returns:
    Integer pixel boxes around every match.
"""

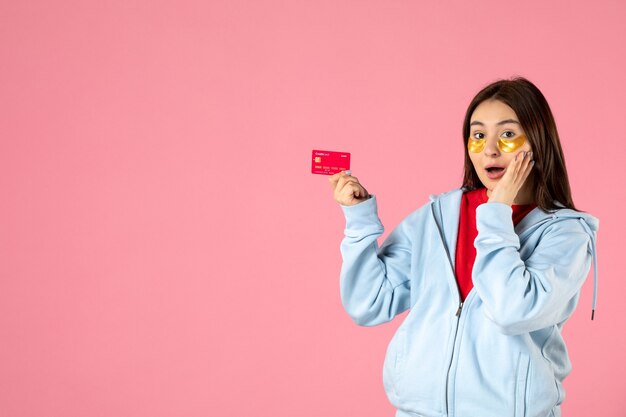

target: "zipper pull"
[455,302,464,317]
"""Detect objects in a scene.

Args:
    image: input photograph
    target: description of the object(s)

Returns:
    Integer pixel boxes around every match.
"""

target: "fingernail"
[345,170,352,175]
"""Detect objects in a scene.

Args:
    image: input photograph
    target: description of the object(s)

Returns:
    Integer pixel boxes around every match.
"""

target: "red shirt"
[454,188,536,301]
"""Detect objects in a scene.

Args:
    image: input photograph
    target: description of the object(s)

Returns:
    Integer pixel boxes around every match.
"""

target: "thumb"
[328,171,349,188]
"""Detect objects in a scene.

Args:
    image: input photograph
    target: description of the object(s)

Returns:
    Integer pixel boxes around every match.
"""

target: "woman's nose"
[483,138,500,156]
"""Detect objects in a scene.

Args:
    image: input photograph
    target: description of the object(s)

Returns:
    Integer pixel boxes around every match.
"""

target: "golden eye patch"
[497,135,527,153]
[467,135,527,153]
[467,137,486,153]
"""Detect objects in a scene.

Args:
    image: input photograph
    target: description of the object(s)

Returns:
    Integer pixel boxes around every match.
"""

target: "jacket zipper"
[431,202,463,415]
[444,301,464,415]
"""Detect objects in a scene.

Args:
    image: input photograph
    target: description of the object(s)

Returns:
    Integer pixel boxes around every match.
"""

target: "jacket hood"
[511,202,599,320]
[548,207,599,319]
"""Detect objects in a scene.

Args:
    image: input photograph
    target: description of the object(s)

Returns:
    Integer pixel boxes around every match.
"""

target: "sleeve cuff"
[476,202,514,234]
[340,195,383,232]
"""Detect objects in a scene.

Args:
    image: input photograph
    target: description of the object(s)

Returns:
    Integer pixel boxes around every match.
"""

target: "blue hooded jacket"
[339,188,599,417]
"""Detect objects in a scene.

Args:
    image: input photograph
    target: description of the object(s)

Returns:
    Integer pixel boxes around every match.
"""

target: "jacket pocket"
[383,326,407,400]
[515,353,530,417]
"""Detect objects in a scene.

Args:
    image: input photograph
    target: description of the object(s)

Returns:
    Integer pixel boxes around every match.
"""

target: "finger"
[336,174,360,192]
[338,182,367,203]
[328,172,342,188]
[512,151,526,177]
[334,178,354,200]
[500,155,518,184]
[520,153,535,181]
[515,151,526,174]
[331,172,349,191]
[349,183,369,200]
[338,178,362,196]
[517,151,533,179]
[355,182,369,198]
[510,153,533,190]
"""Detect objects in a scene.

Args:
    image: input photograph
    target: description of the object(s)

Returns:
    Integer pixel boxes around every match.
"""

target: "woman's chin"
[479,177,498,190]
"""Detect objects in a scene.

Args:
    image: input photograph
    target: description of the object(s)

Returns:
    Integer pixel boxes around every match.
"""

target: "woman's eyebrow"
[496,119,520,126]
[470,119,520,127]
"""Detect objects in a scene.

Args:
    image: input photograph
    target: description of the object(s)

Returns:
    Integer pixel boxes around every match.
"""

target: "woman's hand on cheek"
[488,151,534,206]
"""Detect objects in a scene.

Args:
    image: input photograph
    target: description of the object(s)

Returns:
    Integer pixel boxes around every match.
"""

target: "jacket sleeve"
[472,202,593,335]
[339,195,413,326]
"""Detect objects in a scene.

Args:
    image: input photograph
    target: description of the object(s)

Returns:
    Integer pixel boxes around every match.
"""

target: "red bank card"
[311,150,351,175]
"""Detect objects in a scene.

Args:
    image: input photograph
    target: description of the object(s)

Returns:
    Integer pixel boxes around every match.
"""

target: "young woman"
[328,77,599,417]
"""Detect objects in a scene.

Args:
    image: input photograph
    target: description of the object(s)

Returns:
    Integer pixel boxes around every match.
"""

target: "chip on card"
[311,150,351,175]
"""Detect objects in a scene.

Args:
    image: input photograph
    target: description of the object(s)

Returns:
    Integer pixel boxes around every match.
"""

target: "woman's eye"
[502,131,515,139]
[472,132,484,139]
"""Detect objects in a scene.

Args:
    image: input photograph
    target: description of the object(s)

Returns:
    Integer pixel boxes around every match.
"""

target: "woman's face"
[468,99,533,196]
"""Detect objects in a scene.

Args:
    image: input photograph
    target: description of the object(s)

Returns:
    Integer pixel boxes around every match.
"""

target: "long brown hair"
[461,77,576,212]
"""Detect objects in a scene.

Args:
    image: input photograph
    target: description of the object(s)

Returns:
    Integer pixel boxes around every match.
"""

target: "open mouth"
[485,166,505,179]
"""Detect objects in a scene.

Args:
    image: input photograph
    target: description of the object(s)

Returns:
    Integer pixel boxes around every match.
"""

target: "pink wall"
[1,0,625,415]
